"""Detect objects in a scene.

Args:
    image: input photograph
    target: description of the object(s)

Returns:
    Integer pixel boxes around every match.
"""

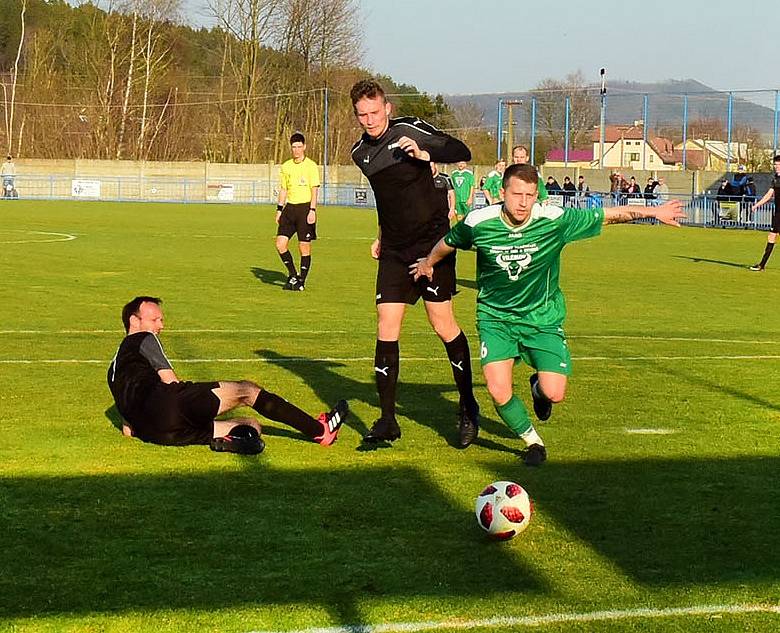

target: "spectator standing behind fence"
[562,176,576,206]
[644,177,658,202]
[626,176,642,198]
[1,155,15,197]
[749,154,780,271]
[276,133,319,291]
[451,160,475,220]
[656,177,669,201]
[577,175,589,207]
[545,176,561,195]
[482,160,505,205]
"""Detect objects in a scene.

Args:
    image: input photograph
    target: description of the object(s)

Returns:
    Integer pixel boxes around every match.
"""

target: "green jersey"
[482,170,503,201]
[536,177,548,201]
[444,203,604,325]
[451,168,475,204]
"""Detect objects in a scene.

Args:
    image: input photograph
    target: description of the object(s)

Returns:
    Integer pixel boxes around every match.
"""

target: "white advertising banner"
[71,179,101,199]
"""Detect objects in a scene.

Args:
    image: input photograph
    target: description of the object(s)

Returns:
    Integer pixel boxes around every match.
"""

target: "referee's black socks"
[444,331,478,412]
[279,251,298,278]
[374,339,400,421]
[759,242,775,268]
[252,389,320,438]
[300,255,311,282]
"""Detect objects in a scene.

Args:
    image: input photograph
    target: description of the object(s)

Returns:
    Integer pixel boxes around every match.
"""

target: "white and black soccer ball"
[475,481,533,540]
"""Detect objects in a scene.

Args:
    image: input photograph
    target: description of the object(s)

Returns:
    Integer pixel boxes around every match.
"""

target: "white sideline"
[246,603,780,633]
[2,354,780,365]
[0,230,77,244]
[0,330,779,346]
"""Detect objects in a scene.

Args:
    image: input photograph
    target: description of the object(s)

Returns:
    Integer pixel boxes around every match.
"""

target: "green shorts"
[455,200,471,217]
[477,319,572,375]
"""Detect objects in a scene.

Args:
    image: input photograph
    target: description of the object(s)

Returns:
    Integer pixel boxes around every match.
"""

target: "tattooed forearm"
[603,209,647,224]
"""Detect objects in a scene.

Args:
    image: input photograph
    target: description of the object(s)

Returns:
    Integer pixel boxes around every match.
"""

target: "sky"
[180,0,778,96]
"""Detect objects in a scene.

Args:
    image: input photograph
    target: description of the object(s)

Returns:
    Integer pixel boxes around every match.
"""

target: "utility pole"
[599,67,607,169]
[505,100,523,161]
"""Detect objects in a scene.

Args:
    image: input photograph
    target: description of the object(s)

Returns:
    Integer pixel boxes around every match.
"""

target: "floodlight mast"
[599,68,607,169]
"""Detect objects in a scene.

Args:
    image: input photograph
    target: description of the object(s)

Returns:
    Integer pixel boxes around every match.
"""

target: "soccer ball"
[475,481,533,540]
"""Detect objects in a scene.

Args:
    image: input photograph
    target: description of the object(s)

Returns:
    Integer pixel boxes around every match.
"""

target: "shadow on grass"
[487,455,780,586]
[253,348,517,448]
[250,266,288,287]
[0,466,545,620]
[104,404,124,431]
[672,255,747,269]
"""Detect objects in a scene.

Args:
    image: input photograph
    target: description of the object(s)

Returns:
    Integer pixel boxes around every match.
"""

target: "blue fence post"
[726,92,734,172]
[682,94,688,170]
[530,96,537,165]
[564,95,570,166]
[642,94,648,171]
[183,180,188,203]
[496,98,504,161]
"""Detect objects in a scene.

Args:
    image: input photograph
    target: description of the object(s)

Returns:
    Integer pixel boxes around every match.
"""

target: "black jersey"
[351,117,470,260]
[432,171,454,216]
[108,332,173,424]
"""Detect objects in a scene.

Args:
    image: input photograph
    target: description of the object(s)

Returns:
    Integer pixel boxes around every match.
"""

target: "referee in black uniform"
[350,79,479,447]
[108,296,347,450]
[749,154,780,271]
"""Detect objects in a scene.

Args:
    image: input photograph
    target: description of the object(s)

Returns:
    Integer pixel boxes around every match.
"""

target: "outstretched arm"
[603,199,686,227]
[752,188,774,211]
[409,238,457,281]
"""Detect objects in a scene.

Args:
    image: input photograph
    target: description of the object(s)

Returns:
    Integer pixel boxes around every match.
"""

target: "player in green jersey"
[411,163,685,466]
[511,144,547,202]
[451,161,475,220]
[482,159,505,205]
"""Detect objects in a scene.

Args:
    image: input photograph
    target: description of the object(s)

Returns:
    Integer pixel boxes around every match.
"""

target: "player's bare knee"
[235,380,261,405]
[487,383,512,404]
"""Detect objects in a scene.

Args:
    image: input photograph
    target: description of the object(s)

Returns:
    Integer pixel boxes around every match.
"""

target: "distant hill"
[446,79,776,137]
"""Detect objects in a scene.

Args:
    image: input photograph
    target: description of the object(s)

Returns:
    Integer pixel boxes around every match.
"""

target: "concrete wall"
[8,158,741,199]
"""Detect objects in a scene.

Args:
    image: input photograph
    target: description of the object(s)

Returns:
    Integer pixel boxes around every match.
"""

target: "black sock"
[759,242,775,268]
[252,390,320,438]
[443,331,477,411]
[279,251,298,278]
[374,340,399,420]
[300,255,312,282]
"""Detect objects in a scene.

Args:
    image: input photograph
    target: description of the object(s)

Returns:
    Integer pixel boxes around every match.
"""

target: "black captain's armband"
[276,204,284,212]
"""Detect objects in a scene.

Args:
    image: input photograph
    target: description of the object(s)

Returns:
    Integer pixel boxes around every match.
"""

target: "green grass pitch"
[1,200,779,633]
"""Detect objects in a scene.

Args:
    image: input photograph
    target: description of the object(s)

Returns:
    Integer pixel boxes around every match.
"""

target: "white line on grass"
[625,428,678,435]
[3,354,780,365]
[245,603,780,633]
[0,330,778,346]
[0,230,77,244]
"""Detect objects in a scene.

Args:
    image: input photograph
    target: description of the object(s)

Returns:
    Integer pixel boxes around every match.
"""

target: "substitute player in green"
[451,161,475,220]
[482,159,505,205]
[276,132,320,290]
[411,163,685,466]
[511,144,547,202]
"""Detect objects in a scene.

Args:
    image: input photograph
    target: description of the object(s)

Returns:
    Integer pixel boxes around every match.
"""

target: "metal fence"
[1,174,774,230]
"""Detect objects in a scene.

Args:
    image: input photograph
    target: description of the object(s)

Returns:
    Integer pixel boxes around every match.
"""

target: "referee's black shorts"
[132,381,220,446]
[277,202,317,242]
[772,210,780,234]
[376,250,457,305]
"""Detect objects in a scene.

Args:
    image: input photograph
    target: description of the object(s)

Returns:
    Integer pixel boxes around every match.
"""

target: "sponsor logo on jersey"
[491,244,539,281]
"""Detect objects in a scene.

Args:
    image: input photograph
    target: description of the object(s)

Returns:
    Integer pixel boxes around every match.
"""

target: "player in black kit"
[108,296,348,452]
[749,155,780,271]
[350,79,479,447]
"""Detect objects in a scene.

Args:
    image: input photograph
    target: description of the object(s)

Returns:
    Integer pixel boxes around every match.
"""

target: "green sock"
[495,395,532,436]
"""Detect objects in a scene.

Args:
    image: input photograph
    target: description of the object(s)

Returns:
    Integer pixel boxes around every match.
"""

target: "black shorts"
[772,210,780,234]
[133,381,220,446]
[277,202,317,242]
[376,251,456,305]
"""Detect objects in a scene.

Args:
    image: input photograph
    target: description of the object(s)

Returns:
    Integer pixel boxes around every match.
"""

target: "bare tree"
[530,70,599,150]
[2,0,26,154]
